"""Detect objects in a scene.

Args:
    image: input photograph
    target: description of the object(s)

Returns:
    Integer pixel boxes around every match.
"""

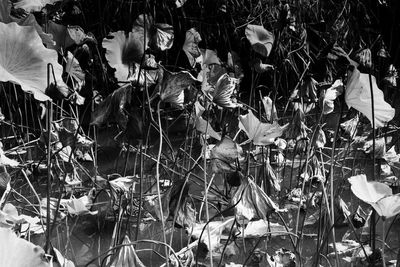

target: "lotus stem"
[156,100,169,266]
[382,219,386,267]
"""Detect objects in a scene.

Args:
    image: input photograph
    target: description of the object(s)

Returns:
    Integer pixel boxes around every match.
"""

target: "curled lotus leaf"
[102,31,158,85]
[0,22,68,101]
[346,67,395,128]
[245,24,274,57]
[348,174,400,218]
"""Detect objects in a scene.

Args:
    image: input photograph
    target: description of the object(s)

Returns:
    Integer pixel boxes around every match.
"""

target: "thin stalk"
[45,100,53,253]
[135,141,144,242]
[203,136,213,267]
[382,219,386,267]
[368,72,377,253]
[327,101,342,266]
[156,100,169,266]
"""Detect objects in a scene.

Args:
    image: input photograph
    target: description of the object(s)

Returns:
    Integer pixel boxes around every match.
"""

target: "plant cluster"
[0,0,400,267]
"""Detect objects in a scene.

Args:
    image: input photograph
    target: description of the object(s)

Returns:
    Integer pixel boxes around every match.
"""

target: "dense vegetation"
[1,0,400,266]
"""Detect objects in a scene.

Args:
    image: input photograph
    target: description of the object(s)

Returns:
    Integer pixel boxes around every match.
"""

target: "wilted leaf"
[233,176,285,221]
[201,49,221,65]
[110,235,145,267]
[67,26,96,46]
[175,201,196,230]
[183,28,202,67]
[383,146,400,165]
[298,75,318,102]
[0,143,19,167]
[311,125,326,149]
[109,176,137,195]
[194,116,221,140]
[328,239,362,256]
[355,48,372,69]
[265,161,281,191]
[46,21,76,50]
[0,228,50,267]
[300,155,325,183]
[171,249,194,267]
[345,67,395,128]
[262,96,278,122]
[189,219,234,252]
[175,0,188,8]
[157,66,198,109]
[211,137,242,173]
[40,197,67,222]
[362,137,386,159]
[340,115,359,138]
[266,248,296,267]
[284,109,310,140]
[321,79,343,114]
[253,58,274,73]
[91,85,132,128]
[0,22,68,101]
[53,247,75,267]
[144,193,169,222]
[239,110,286,146]
[242,220,289,238]
[245,25,274,57]
[61,192,97,216]
[212,74,240,108]
[65,52,85,92]
[383,64,398,87]
[133,14,174,51]
[0,171,10,193]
